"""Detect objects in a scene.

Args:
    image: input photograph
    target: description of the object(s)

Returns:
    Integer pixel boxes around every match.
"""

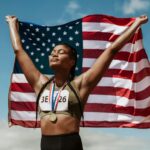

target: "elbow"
[108,44,123,55]
[12,41,23,53]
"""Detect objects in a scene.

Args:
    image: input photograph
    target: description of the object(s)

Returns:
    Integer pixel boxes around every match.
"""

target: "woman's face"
[49,45,75,71]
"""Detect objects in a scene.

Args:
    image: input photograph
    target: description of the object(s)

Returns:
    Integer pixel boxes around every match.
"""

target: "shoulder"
[72,75,83,91]
[35,75,52,95]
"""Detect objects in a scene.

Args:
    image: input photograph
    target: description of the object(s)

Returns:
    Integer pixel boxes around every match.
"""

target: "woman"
[6,15,148,150]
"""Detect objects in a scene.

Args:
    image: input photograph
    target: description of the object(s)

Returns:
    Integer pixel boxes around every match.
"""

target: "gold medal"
[49,113,57,122]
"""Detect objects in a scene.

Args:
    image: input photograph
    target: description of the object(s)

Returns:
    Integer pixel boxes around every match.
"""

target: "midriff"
[40,114,80,135]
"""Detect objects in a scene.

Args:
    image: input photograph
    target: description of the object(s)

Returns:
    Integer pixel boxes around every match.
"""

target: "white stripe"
[83,112,150,123]
[82,22,128,34]
[11,110,150,123]
[87,95,150,109]
[99,76,150,92]
[83,39,143,52]
[83,40,111,49]
[10,91,150,109]
[10,90,150,109]
[12,74,52,83]
[11,110,40,121]
[83,39,143,53]
[12,74,28,83]
[10,92,36,102]
[83,58,150,73]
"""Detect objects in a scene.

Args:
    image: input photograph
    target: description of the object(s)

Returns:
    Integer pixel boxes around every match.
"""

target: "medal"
[49,113,57,122]
[48,80,67,123]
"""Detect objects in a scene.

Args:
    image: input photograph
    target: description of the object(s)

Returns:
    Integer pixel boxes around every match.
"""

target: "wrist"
[135,18,141,25]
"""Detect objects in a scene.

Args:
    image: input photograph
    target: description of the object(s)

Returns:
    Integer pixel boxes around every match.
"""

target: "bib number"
[39,89,69,111]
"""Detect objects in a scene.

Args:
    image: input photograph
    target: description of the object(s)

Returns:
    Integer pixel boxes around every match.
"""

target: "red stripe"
[80,121,150,128]
[82,68,150,83]
[11,83,34,92]
[84,103,150,116]
[11,101,150,117]
[83,32,142,41]
[82,14,135,26]
[92,85,150,100]
[10,71,150,100]
[11,101,36,111]
[83,49,147,62]
[10,119,150,128]
[10,119,40,128]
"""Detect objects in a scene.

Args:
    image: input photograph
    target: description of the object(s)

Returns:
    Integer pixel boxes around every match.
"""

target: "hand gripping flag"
[8,14,150,128]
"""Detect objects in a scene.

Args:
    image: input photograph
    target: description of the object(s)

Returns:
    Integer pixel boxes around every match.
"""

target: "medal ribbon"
[49,80,67,112]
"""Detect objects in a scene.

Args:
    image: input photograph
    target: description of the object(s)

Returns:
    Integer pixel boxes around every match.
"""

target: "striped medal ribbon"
[48,80,67,122]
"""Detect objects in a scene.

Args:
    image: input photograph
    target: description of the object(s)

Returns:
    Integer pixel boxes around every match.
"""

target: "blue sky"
[0,0,150,150]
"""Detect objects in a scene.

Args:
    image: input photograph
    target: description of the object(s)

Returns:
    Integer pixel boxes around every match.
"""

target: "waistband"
[42,132,79,138]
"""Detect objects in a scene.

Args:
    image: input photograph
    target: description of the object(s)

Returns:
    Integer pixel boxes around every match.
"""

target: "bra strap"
[67,81,84,127]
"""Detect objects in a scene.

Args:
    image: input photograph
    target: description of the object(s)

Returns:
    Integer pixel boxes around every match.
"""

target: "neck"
[54,70,70,87]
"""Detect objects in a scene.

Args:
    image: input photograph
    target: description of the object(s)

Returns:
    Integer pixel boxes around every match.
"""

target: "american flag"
[9,14,150,128]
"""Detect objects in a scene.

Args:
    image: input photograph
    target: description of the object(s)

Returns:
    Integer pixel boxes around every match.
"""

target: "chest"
[39,86,77,111]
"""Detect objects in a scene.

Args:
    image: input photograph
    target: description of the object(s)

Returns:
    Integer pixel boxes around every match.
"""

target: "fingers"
[5,15,19,27]
[5,15,17,22]
[136,15,148,25]
[140,15,148,20]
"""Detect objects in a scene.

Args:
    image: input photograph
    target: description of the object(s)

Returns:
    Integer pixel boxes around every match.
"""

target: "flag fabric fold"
[8,14,150,128]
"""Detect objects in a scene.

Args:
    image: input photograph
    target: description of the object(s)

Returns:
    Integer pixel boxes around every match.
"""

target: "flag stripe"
[92,86,150,100]
[10,92,36,102]
[87,95,150,109]
[83,49,147,62]
[83,31,142,41]
[83,112,150,123]
[84,103,150,116]
[11,86,150,102]
[10,101,150,117]
[83,59,149,73]
[12,66,150,83]
[11,101,36,111]
[11,83,34,92]
[10,76,150,95]
[10,119,40,128]
[10,110,150,123]
[10,92,150,109]
[82,15,135,25]
[83,39,143,51]
[81,121,150,128]
[83,68,150,82]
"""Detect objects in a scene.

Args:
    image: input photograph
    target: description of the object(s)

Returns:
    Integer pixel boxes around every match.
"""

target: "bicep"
[77,48,115,98]
[16,50,48,92]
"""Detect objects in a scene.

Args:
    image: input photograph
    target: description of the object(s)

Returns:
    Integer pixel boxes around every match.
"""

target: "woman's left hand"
[136,15,148,25]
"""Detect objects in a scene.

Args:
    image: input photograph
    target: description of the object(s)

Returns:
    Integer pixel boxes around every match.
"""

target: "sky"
[0,0,150,150]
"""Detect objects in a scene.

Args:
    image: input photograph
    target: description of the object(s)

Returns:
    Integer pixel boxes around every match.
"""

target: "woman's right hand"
[6,15,21,52]
[6,16,19,30]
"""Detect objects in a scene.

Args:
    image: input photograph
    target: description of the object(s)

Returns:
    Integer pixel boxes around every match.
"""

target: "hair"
[54,43,77,81]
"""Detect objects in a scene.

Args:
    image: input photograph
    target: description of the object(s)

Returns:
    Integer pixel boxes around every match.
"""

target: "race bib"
[39,89,69,111]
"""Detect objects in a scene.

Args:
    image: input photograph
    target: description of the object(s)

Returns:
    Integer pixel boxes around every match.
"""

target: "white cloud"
[0,121,150,150]
[80,128,150,150]
[0,121,40,150]
[57,1,86,24]
[66,1,80,14]
[122,0,150,15]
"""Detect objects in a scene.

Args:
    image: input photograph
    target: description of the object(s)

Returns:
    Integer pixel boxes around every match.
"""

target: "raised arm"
[75,15,148,102]
[6,16,48,94]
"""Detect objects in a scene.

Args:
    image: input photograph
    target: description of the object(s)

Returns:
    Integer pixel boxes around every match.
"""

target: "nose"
[51,51,58,57]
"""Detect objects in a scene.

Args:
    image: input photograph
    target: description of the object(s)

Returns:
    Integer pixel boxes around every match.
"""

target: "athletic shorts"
[41,132,83,150]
